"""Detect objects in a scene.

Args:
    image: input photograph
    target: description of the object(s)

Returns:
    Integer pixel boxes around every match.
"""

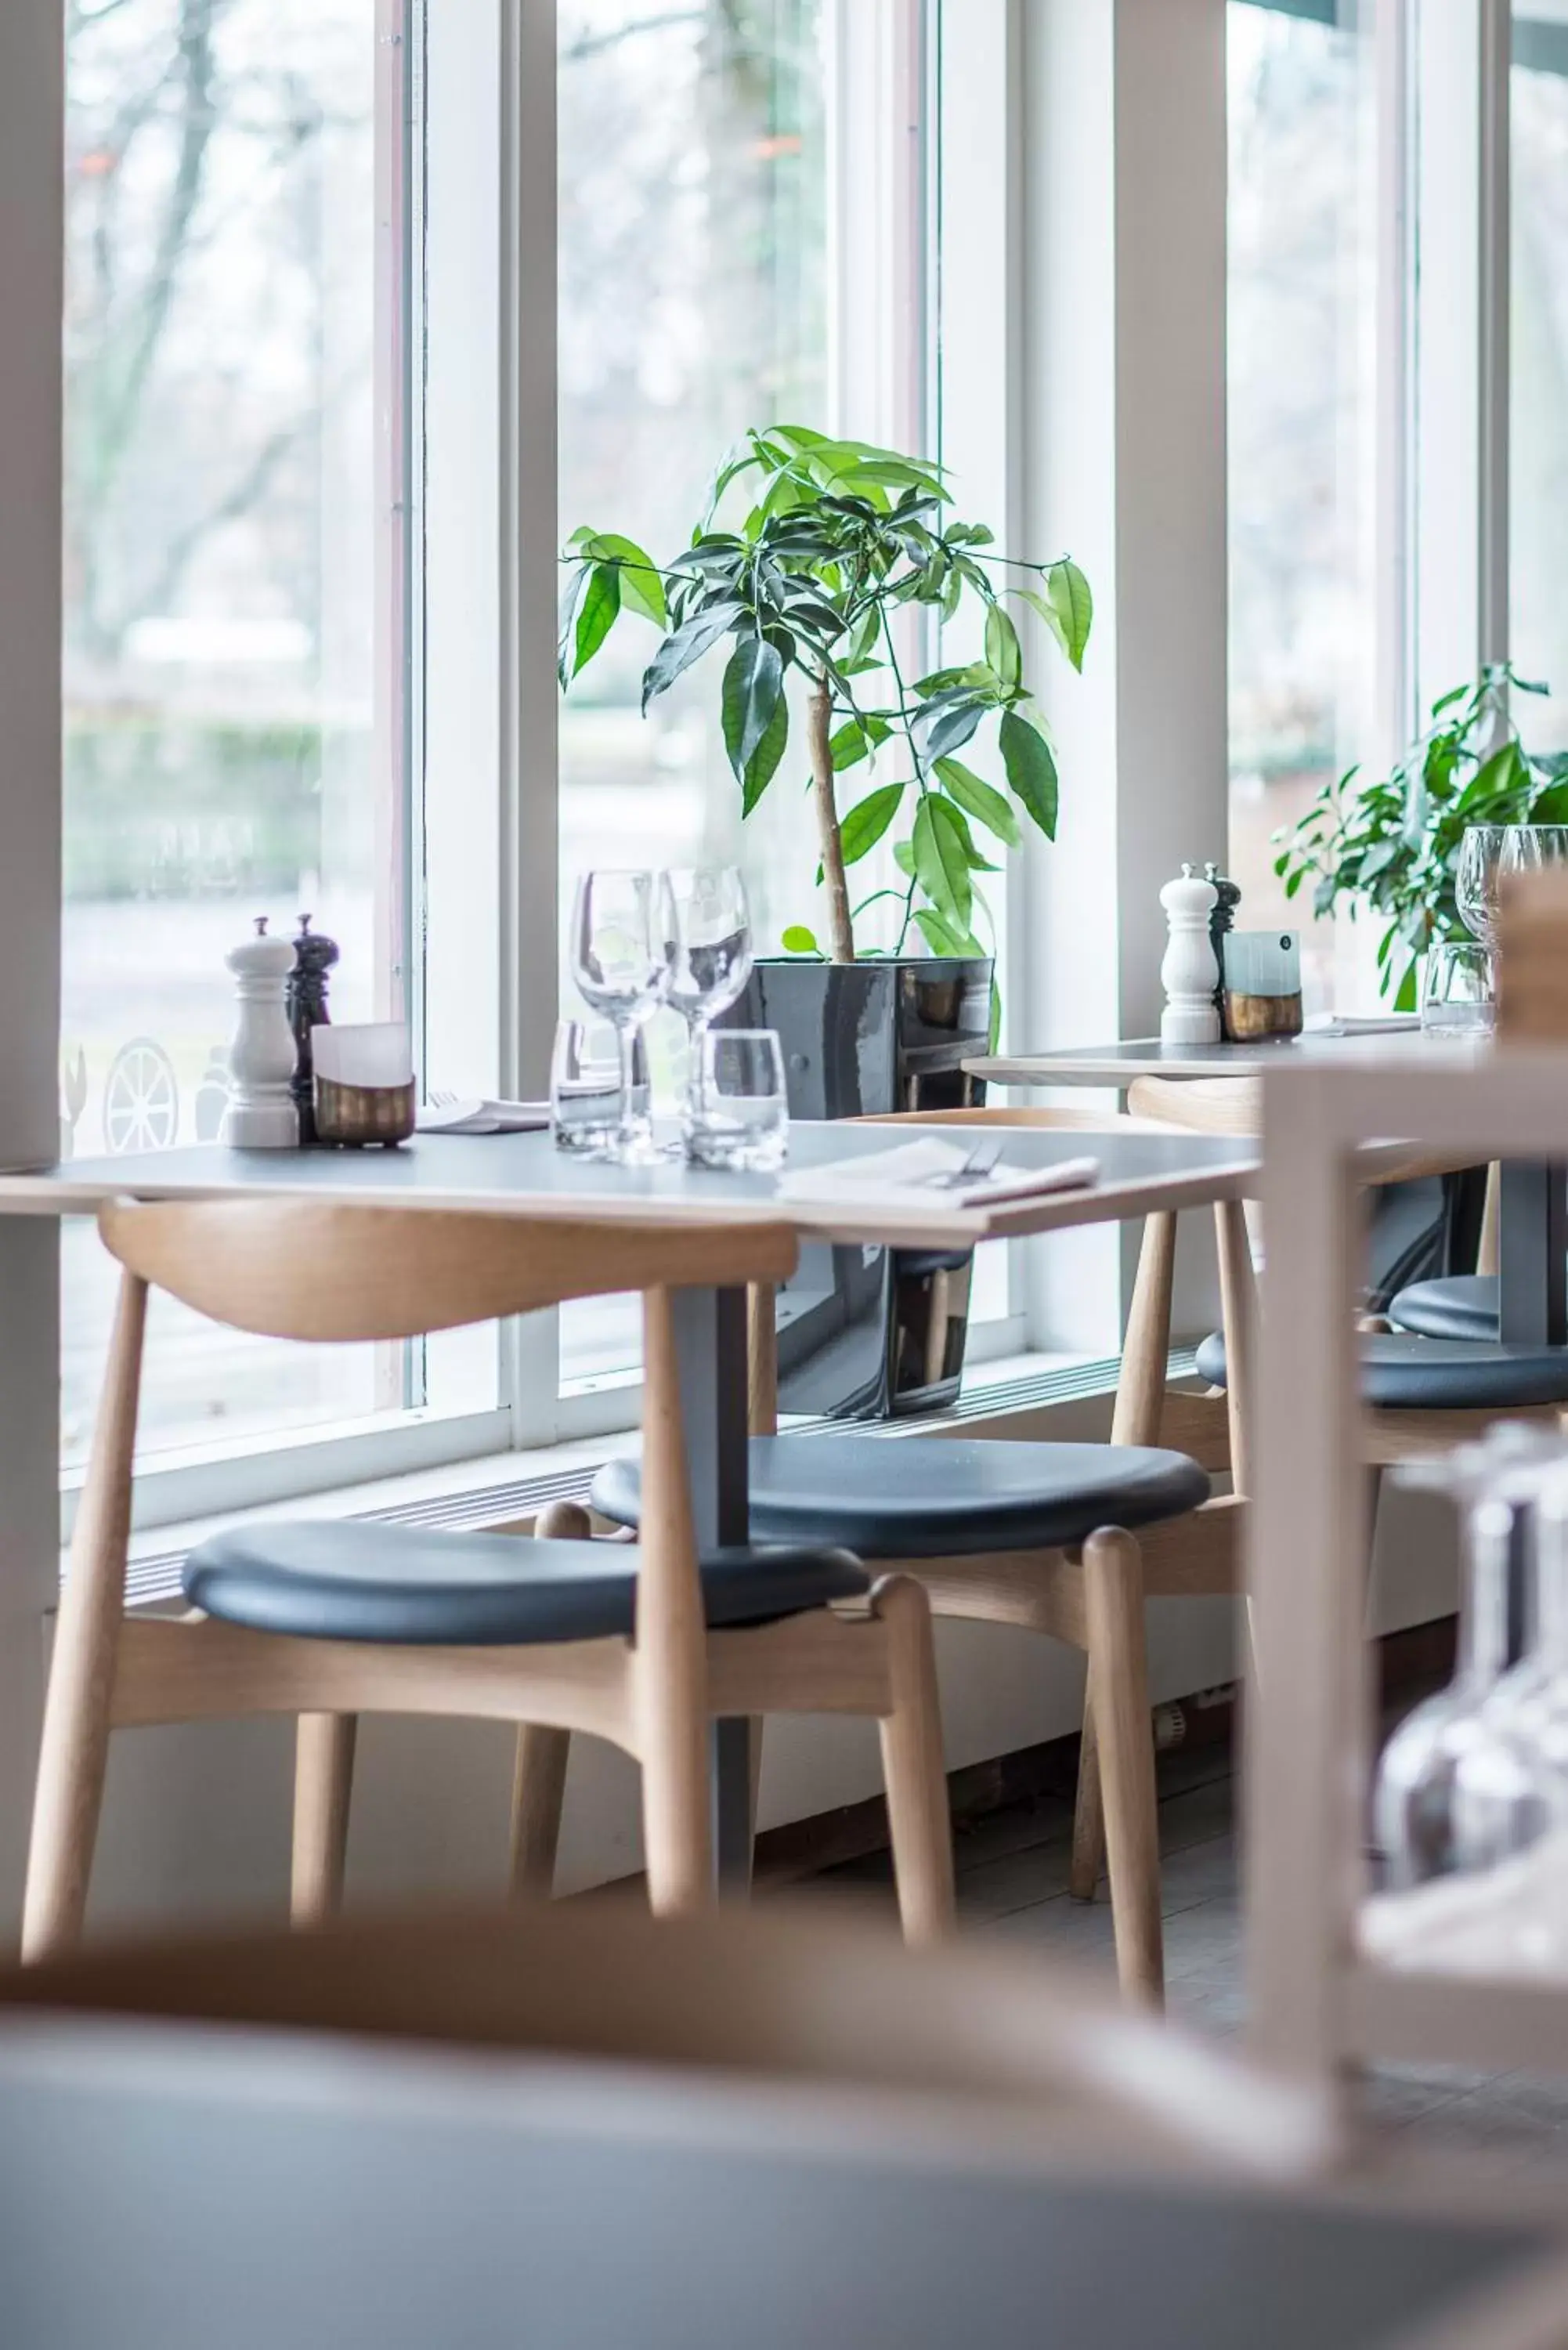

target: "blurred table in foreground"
[0,2004,1545,2350]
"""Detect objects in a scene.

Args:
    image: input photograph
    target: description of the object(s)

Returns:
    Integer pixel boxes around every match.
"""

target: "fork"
[919,1140,1003,1190]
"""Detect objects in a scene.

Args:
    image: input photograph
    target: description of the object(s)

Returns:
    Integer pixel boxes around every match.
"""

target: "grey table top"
[0,1118,1259,1245]
[0,2012,1542,2350]
[970,1029,1469,1086]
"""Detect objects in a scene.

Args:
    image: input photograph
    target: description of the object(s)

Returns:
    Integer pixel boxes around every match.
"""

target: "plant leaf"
[839,782,906,865]
[912,906,966,956]
[1046,560,1093,671]
[574,533,667,628]
[999,708,1059,837]
[893,840,916,877]
[721,634,785,783]
[741,686,789,815]
[915,692,985,763]
[829,712,893,771]
[934,756,1021,846]
[641,599,744,710]
[913,796,973,930]
[781,924,821,956]
[573,563,620,677]
[984,602,1022,696]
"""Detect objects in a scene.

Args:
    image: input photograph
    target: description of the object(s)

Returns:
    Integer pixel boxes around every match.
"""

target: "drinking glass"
[1455,825,1511,956]
[667,866,753,1031]
[1501,825,1568,877]
[550,1017,641,1156]
[684,1028,788,1171]
[1374,1427,1563,1889]
[1422,939,1493,1035]
[569,870,674,1162]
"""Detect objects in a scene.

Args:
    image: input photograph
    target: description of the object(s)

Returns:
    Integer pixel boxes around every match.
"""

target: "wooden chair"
[23,1198,956,1961]
[537,1106,1223,2007]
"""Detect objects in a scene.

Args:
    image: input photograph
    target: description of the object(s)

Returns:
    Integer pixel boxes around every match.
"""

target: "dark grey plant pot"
[723,954,992,1420]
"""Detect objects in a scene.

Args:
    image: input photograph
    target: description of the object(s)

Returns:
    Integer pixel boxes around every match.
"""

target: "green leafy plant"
[559,426,1090,978]
[1274,665,1568,1009]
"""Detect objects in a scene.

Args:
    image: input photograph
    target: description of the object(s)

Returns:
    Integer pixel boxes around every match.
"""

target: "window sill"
[101,1346,1201,1611]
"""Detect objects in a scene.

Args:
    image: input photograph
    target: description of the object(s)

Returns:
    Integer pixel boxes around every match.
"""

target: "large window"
[556,0,835,1390]
[1512,9,1568,743]
[1227,0,1376,1014]
[61,0,391,1477]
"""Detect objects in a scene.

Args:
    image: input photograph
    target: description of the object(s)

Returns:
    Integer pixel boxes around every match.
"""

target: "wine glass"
[568,870,674,1162]
[1454,825,1510,958]
[1375,1427,1564,1889]
[667,864,753,1096]
[1501,825,1568,877]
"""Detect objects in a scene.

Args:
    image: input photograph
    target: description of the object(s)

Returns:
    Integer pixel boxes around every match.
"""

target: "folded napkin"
[778,1136,1100,1209]
[1303,1014,1421,1037]
[416,1097,550,1136]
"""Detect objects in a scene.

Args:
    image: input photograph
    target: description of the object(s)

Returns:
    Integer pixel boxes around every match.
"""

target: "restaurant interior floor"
[811,1685,1568,2186]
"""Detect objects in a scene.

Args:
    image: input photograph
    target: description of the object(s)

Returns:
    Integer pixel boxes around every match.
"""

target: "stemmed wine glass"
[667,865,754,1096]
[1455,825,1510,964]
[1500,826,1568,879]
[569,869,674,1162]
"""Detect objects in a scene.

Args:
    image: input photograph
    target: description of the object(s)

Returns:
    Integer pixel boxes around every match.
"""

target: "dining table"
[0,1115,1260,1882]
[969,1029,1566,1349]
[0,1992,1552,2350]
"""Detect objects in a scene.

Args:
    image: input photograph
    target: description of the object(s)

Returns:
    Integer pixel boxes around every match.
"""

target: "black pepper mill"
[1204,861,1241,1012]
[286,913,339,1146]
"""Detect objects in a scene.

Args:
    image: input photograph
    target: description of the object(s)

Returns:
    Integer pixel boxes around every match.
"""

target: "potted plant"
[560,425,1090,1418]
[1275,665,1568,1008]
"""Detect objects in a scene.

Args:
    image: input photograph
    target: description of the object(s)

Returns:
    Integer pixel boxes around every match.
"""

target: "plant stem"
[808,678,855,962]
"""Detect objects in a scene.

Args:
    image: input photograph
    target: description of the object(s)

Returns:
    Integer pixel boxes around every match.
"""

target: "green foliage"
[1274,666,1568,1007]
[559,424,1091,959]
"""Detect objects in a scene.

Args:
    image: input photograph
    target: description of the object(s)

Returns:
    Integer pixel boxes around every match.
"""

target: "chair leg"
[1082,1528,1164,2008]
[509,1724,571,1898]
[1073,1206,1178,1906]
[873,1575,956,1943]
[22,1271,148,1963]
[1069,1690,1106,1902]
[291,1713,357,1925]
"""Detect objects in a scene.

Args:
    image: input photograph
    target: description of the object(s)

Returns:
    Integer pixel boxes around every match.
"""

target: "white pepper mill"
[1160,865,1222,1045]
[220,916,300,1148]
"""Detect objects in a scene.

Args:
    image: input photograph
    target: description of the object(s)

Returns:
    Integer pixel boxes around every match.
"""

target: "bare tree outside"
[61,0,381,1457]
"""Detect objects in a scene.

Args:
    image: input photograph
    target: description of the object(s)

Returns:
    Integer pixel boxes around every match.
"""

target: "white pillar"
[0,0,64,1929]
[1017,0,1230,1350]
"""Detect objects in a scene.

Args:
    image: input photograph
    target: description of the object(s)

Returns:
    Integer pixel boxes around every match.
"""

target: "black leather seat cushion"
[1388,1274,1499,1343]
[1195,1325,1568,1410]
[591,1434,1210,1561]
[183,1522,867,1647]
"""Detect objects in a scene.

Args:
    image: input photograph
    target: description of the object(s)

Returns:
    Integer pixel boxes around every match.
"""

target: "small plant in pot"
[1274,664,1568,1009]
[559,425,1091,1047]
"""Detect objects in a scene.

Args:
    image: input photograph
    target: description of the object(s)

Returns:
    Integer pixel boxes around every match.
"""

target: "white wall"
[0,2,63,1925]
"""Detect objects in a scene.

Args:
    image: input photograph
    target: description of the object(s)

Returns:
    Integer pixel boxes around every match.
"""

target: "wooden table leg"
[670,1285,755,1891]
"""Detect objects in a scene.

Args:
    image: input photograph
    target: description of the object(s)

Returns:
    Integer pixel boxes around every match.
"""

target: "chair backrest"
[1499,867,1568,1043]
[1126,1076,1259,1136]
[0,1896,1333,2178]
[97,1197,797,1341]
[858,1104,1158,1133]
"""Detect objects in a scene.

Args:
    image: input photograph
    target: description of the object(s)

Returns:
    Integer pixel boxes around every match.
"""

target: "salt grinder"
[220,916,300,1149]
[1160,865,1221,1045]
[286,913,339,1147]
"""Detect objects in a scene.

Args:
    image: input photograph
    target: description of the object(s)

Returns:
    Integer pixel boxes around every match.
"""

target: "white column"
[0,0,64,1928]
[1017,0,1230,1350]
[1412,0,1510,707]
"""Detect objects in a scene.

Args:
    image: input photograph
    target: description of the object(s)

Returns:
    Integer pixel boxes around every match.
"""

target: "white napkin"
[416,1097,550,1136]
[1303,1014,1421,1037]
[777,1136,1100,1209]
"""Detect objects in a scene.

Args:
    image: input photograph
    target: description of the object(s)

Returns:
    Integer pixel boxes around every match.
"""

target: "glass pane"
[557,0,830,1388]
[61,0,394,1466]
[1512,16,1568,747]
[1227,1,1375,1013]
